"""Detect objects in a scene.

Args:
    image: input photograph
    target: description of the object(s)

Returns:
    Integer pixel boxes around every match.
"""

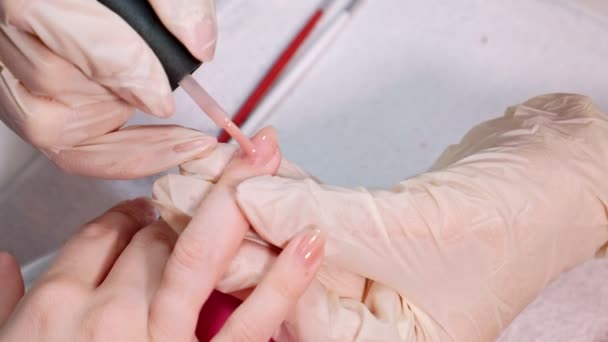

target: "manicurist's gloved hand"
[0,127,325,342]
[154,94,608,341]
[0,0,218,178]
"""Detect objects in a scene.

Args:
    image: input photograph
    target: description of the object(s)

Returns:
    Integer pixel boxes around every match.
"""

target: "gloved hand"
[0,0,217,179]
[153,94,608,341]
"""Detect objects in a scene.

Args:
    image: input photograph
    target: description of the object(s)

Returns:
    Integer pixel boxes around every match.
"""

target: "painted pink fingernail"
[294,227,324,268]
[241,128,278,166]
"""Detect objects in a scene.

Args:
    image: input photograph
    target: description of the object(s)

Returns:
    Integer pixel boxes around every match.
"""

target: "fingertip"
[249,127,281,168]
[148,0,217,62]
[114,86,175,118]
[0,252,21,277]
[219,127,282,186]
[147,92,175,118]
[183,18,217,62]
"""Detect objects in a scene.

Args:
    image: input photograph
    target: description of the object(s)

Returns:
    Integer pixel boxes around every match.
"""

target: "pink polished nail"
[240,127,278,166]
[294,227,324,268]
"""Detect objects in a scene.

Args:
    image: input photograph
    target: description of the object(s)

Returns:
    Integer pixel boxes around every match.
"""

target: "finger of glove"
[276,280,407,342]
[179,144,238,181]
[0,24,115,104]
[152,174,214,233]
[0,70,133,151]
[151,174,274,247]
[236,176,419,290]
[1,0,174,117]
[216,240,277,294]
[148,0,217,62]
[50,125,217,179]
[219,243,365,302]
[151,173,367,298]
[236,176,467,312]
[180,143,310,182]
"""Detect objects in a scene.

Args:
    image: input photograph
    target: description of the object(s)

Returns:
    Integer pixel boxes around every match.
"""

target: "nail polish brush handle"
[98,0,201,90]
[97,0,256,155]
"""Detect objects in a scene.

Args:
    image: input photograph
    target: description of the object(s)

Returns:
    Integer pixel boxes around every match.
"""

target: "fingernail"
[294,227,324,268]
[174,137,215,153]
[242,127,278,166]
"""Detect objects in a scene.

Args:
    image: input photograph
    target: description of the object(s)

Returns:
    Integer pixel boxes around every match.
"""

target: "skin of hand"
[153,94,608,341]
[0,0,218,179]
[0,127,326,342]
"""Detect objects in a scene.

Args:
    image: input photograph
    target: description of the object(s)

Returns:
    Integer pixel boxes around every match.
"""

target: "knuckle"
[25,277,86,326]
[81,299,137,341]
[268,281,296,303]
[171,236,213,273]
[78,222,120,240]
[130,226,175,251]
[31,276,86,303]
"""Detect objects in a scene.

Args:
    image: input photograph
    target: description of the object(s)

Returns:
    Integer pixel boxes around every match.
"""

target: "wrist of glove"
[152,93,608,341]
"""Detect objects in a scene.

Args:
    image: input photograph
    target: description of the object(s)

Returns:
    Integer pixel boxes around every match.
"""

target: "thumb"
[0,252,24,326]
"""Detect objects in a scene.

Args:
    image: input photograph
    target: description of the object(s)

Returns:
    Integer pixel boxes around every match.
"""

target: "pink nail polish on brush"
[179,75,257,158]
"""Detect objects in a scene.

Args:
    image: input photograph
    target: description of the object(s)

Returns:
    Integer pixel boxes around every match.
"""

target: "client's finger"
[43,198,156,288]
[0,252,24,326]
[213,227,325,342]
[100,220,177,301]
[151,127,281,340]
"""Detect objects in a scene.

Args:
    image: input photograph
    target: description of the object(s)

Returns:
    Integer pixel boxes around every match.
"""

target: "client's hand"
[0,128,324,342]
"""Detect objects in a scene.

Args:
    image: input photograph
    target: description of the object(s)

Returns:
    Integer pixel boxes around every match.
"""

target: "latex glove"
[152,94,608,340]
[0,128,325,342]
[226,94,608,341]
[0,0,218,178]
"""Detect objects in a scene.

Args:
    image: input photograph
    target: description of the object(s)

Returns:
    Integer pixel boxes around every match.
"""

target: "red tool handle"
[218,8,325,142]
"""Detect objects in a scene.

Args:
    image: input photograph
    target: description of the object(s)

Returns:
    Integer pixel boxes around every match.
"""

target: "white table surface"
[1,0,607,294]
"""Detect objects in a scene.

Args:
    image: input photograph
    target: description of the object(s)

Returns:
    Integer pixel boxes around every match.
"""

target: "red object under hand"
[217,7,325,143]
[196,290,276,342]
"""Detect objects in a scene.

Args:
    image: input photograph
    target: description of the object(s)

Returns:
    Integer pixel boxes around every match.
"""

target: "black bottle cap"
[98,0,202,89]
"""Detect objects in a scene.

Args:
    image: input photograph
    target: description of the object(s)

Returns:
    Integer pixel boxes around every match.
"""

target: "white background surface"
[0,0,607,292]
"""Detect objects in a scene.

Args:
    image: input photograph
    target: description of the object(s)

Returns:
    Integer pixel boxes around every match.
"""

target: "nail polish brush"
[98,0,256,157]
